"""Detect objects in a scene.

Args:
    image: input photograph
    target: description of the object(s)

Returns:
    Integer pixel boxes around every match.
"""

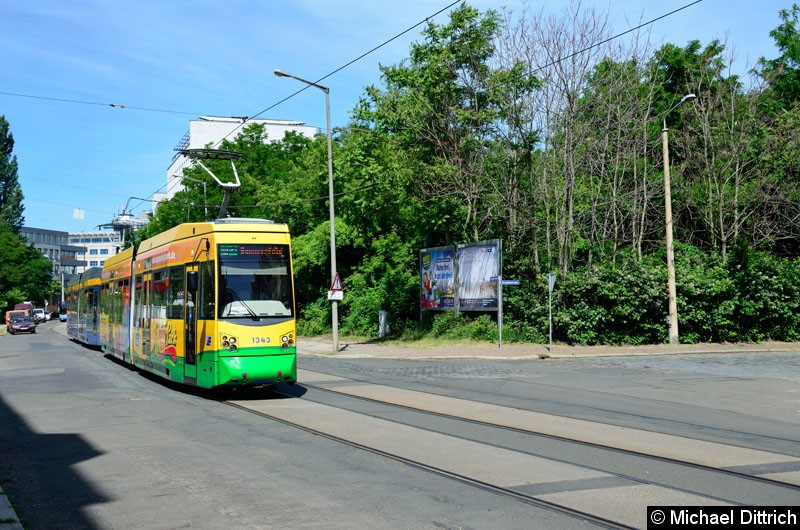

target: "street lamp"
[662,93,695,345]
[274,68,339,354]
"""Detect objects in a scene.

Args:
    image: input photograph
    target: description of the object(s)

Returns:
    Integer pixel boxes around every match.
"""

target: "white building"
[159,116,318,207]
[69,230,123,273]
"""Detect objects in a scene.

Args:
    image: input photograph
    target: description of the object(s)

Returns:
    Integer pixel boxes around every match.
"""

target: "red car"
[8,316,36,334]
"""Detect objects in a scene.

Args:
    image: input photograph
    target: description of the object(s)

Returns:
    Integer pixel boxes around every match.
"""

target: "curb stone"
[0,487,23,530]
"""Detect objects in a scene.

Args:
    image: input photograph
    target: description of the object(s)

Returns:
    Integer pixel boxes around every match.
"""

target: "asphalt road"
[1,322,798,529]
[0,324,592,529]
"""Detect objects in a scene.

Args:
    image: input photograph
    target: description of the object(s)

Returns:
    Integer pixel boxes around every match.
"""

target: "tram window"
[102,283,111,320]
[67,293,77,312]
[198,260,215,320]
[114,280,122,324]
[151,270,167,319]
[166,267,184,320]
[121,280,129,324]
[134,276,144,327]
[218,244,293,319]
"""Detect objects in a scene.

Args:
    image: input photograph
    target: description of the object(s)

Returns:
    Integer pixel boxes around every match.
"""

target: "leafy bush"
[337,232,420,337]
[729,249,800,341]
[299,235,800,346]
[556,252,665,345]
[675,246,737,343]
[297,297,331,336]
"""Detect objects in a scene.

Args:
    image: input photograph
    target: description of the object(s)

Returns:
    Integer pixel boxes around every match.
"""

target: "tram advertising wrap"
[68,218,297,391]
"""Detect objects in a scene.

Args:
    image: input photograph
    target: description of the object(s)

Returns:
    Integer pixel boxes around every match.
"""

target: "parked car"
[32,308,47,323]
[8,316,36,334]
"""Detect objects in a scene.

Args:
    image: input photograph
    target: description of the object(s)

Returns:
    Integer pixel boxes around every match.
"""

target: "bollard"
[379,310,390,338]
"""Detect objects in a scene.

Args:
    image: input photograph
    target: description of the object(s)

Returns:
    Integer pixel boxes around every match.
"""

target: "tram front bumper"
[217,352,297,386]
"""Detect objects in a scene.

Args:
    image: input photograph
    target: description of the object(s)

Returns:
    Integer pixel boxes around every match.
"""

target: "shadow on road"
[0,394,107,530]
[103,352,307,401]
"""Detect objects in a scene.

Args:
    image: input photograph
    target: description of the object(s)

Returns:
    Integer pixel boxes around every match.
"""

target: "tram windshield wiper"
[224,287,260,321]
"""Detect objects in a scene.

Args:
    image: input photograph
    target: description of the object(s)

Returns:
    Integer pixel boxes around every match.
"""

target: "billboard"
[419,246,456,309]
[456,240,500,311]
[419,240,501,312]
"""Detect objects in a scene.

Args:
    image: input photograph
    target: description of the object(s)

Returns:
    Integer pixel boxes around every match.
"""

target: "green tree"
[0,223,53,311]
[359,4,537,243]
[758,3,800,112]
[0,115,25,232]
[650,40,768,259]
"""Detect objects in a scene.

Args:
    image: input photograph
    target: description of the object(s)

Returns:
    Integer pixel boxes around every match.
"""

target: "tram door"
[137,273,151,363]
[184,266,199,381]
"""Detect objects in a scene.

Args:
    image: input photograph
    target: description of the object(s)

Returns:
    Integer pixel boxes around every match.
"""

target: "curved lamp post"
[662,93,695,345]
[274,69,339,354]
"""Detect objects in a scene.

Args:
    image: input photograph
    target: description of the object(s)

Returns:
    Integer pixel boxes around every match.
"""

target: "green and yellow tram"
[94,218,297,389]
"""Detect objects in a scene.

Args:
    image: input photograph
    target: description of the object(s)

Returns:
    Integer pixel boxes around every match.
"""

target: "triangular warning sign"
[330,272,343,291]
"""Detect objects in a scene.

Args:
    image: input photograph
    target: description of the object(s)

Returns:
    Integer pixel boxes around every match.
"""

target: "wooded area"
[143,3,800,344]
[6,3,800,344]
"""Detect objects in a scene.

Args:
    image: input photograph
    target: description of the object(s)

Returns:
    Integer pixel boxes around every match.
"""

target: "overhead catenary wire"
[0,90,203,116]
[526,0,704,77]
[140,0,707,214]
[138,182,380,210]
[9,1,705,218]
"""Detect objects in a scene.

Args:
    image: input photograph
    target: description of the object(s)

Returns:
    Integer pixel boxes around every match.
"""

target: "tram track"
[222,398,637,530]
[298,380,800,492]
[454,376,800,449]
[219,371,799,528]
[309,359,800,451]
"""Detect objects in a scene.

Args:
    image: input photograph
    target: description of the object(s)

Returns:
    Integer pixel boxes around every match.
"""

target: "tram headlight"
[220,334,238,352]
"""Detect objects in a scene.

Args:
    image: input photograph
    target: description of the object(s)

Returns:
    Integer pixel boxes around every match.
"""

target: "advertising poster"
[456,240,500,311]
[419,246,456,310]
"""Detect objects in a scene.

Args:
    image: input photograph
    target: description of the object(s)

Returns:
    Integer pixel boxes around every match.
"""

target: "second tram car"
[66,267,103,347]
[72,218,297,390]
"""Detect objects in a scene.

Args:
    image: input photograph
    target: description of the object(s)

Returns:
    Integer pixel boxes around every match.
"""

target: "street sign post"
[546,272,557,354]
[328,272,344,301]
[497,277,520,349]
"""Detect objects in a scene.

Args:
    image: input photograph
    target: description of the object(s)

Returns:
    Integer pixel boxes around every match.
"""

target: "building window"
[89,249,98,255]
[90,261,98,267]
[100,249,109,255]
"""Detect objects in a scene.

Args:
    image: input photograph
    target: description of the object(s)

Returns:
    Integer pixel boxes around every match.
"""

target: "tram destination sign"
[219,244,285,257]
[219,244,240,256]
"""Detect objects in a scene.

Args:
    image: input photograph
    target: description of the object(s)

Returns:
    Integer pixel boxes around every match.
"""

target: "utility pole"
[661,93,695,345]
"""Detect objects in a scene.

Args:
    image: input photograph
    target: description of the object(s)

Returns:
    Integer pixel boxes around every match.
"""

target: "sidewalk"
[298,336,800,360]
[0,488,23,530]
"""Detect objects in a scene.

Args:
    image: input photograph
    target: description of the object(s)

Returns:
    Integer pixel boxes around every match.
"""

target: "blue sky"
[0,0,787,234]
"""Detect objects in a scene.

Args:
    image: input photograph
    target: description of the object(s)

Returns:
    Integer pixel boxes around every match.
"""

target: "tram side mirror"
[186,271,199,292]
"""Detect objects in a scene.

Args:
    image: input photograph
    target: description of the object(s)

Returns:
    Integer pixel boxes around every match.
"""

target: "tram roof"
[137,219,289,255]
[66,266,103,289]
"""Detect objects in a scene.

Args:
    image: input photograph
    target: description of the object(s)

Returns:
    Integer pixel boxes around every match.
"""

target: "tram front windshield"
[218,244,293,319]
